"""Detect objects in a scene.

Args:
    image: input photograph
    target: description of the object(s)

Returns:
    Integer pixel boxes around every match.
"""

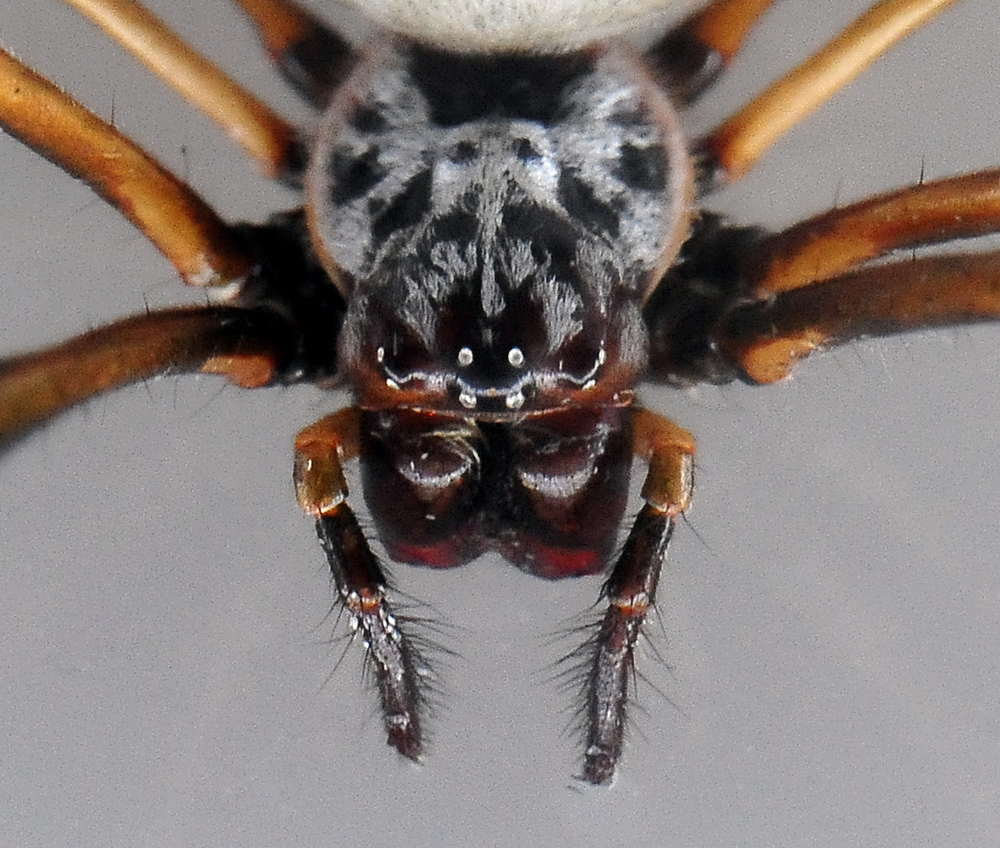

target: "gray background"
[2,1,1000,845]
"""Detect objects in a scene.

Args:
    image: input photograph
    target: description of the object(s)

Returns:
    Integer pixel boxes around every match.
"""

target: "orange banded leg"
[64,0,300,178]
[701,0,959,186]
[709,169,1000,382]
[0,47,252,286]
[582,408,694,785]
[647,169,1000,386]
[294,409,425,761]
[231,0,355,108]
[744,170,1000,295]
[646,0,777,104]
[0,306,290,447]
[718,251,1000,384]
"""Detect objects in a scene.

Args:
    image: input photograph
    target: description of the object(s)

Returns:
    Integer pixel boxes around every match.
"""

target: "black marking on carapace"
[615,142,668,192]
[557,168,623,239]
[371,168,434,243]
[349,104,390,134]
[447,139,479,163]
[501,201,580,280]
[328,145,387,206]
[513,138,542,162]
[407,46,595,127]
[428,208,479,245]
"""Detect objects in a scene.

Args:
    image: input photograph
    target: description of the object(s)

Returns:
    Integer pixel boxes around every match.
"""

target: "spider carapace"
[2,0,998,784]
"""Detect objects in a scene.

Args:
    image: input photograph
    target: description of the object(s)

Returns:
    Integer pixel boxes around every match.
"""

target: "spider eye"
[375,326,434,384]
[556,335,604,384]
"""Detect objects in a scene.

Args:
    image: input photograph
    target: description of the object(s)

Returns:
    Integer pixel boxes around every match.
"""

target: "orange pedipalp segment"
[748,170,1000,294]
[631,408,695,515]
[0,307,283,445]
[703,0,960,182]
[293,408,362,516]
[65,0,299,178]
[0,47,252,286]
[720,251,1000,384]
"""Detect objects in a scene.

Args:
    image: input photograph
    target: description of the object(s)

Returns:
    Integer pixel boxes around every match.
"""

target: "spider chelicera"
[1,0,998,787]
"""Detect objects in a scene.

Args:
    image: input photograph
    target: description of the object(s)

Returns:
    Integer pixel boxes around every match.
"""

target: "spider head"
[309,38,693,416]
[340,239,646,417]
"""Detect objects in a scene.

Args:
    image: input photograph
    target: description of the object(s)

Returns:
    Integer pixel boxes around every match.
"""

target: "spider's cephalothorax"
[308,39,693,415]
[2,0,992,786]
[300,40,693,583]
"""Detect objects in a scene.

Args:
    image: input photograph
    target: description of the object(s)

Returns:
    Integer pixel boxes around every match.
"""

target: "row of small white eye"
[457,389,526,410]
[457,346,525,368]
[375,345,526,369]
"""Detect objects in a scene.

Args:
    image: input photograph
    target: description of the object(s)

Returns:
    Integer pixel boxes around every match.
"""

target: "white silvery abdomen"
[338,0,700,52]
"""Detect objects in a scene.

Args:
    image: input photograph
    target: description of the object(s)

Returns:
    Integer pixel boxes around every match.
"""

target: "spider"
[1,0,998,791]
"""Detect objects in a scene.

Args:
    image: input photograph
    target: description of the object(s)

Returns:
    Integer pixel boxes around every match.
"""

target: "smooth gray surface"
[2,2,999,845]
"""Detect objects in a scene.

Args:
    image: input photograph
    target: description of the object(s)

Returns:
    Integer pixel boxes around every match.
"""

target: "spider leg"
[0,306,292,447]
[294,409,426,761]
[0,204,344,443]
[582,409,694,785]
[646,0,777,105]
[699,0,959,187]
[719,250,1000,384]
[0,47,252,285]
[64,0,300,178]
[646,170,1000,385]
[231,0,355,109]
[743,170,1000,295]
